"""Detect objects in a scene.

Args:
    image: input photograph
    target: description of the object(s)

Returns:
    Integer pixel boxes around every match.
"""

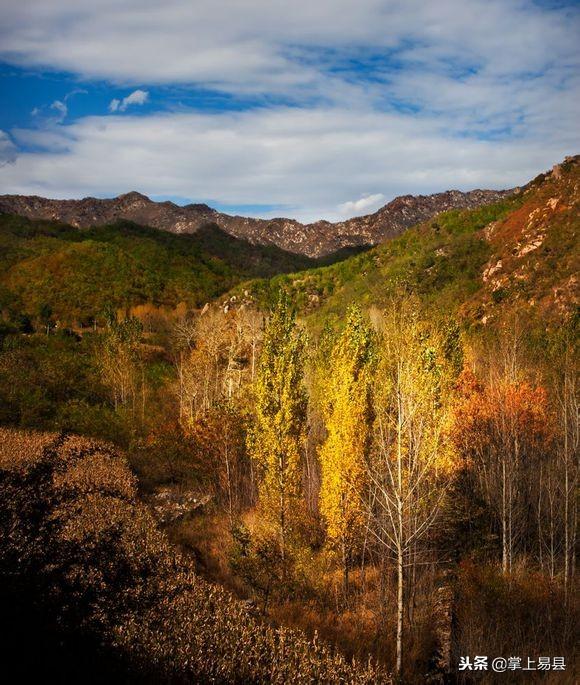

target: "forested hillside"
[0,215,322,326]
[0,157,577,683]
[240,155,579,333]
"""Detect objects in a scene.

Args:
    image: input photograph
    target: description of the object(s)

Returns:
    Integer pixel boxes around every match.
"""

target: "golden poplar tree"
[248,294,307,562]
[318,305,375,594]
[367,301,457,678]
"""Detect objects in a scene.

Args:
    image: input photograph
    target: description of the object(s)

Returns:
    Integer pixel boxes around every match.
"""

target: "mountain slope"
[1,157,574,330]
[0,187,511,258]
[236,156,579,330]
[0,215,322,324]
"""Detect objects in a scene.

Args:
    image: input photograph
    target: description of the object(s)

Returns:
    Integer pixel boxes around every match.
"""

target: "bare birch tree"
[365,303,455,679]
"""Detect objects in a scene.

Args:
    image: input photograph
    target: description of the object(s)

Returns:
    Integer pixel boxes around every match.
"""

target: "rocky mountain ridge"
[0,187,511,258]
[231,154,579,325]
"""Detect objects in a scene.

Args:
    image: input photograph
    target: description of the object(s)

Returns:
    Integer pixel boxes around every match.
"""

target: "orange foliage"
[451,368,553,461]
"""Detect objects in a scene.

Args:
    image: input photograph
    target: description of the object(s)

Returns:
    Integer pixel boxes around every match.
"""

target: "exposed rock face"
[470,154,580,323]
[0,187,511,258]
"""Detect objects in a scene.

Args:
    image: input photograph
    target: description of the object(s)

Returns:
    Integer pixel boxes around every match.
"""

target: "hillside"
[2,155,572,332]
[236,156,579,330]
[0,187,511,258]
[0,214,325,325]
[0,158,577,684]
[0,427,388,683]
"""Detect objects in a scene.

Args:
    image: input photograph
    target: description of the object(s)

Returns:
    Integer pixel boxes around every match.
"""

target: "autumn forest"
[0,159,578,684]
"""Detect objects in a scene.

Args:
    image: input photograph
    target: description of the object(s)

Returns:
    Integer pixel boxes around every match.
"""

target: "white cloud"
[109,89,149,113]
[0,107,568,221]
[0,2,577,219]
[50,99,68,121]
[338,193,386,217]
[0,1,578,99]
[29,89,87,123]
[0,130,17,167]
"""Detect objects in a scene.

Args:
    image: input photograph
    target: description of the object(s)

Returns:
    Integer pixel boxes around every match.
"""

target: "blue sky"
[0,0,578,222]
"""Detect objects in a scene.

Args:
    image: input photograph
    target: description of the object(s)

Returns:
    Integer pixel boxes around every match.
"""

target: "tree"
[194,307,230,408]
[190,404,253,527]
[318,306,375,598]
[236,307,263,382]
[38,303,54,335]
[546,324,579,594]
[248,294,307,564]
[558,343,578,597]
[451,366,552,574]
[365,302,455,679]
[98,316,143,412]
[173,307,263,426]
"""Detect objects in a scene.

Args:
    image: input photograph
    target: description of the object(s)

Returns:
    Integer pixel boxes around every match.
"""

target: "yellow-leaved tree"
[248,294,307,564]
[366,300,457,679]
[318,305,376,597]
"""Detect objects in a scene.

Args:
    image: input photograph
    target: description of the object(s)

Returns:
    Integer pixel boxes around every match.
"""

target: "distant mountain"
[235,155,579,329]
[0,187,511,258]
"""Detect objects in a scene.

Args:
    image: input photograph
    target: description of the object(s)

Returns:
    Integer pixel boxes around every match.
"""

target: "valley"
[0,156,578,684]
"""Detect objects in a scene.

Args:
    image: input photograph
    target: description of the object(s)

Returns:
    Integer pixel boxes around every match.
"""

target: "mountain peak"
[116,191,151,203]
[184,202,215,213]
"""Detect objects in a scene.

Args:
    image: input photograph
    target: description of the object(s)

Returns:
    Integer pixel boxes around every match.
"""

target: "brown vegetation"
[0,428,390,683]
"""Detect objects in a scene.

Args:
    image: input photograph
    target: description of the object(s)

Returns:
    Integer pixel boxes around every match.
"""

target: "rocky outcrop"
[0,187,511,258]
[149,488,212,525]
[468,154,580,323]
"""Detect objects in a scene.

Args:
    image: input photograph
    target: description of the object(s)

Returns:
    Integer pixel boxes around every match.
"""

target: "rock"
[149,488,212,525]
[482,259,502,282]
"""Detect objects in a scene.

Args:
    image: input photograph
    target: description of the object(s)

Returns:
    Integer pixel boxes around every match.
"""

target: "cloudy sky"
[0,0,578,222]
